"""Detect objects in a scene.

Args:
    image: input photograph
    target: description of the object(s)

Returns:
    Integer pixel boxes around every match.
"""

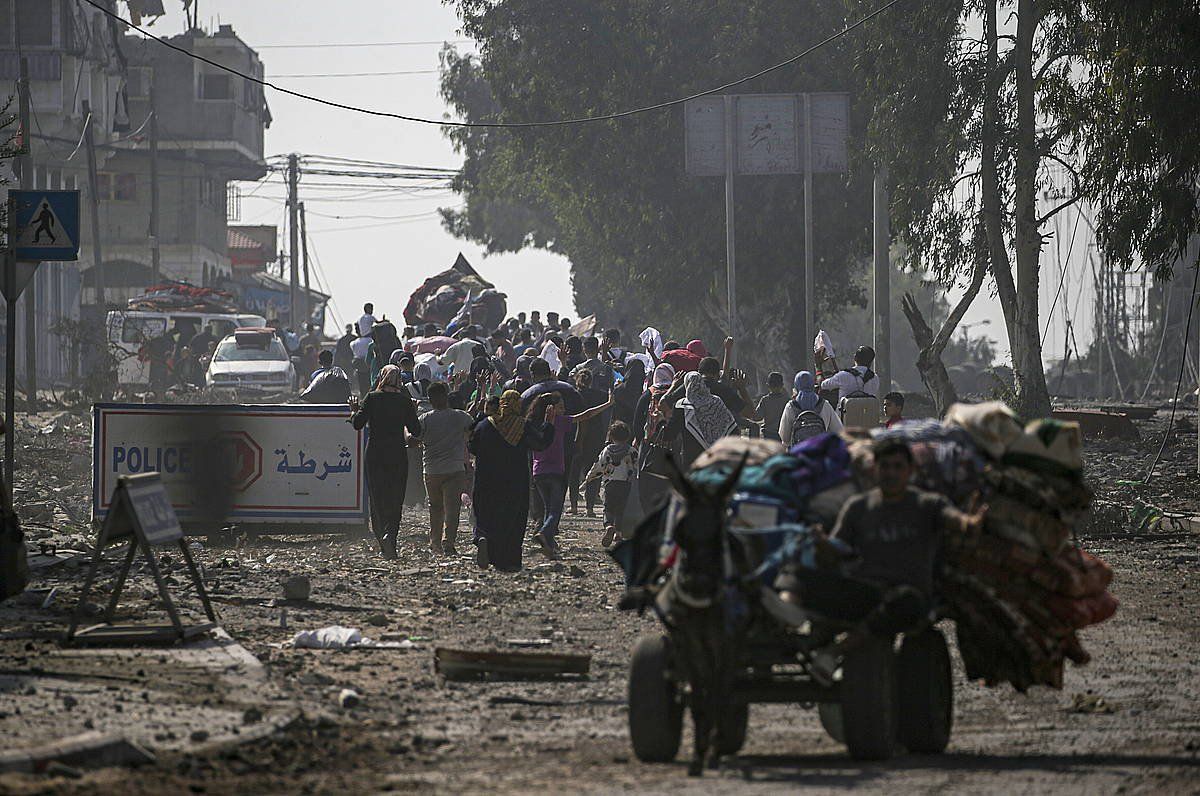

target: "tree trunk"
[902,293,959,416]
[901,226,989,417]
[1010,0,1053,418]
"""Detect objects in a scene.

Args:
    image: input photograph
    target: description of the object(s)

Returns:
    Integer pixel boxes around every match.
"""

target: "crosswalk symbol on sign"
[11,189,81,263]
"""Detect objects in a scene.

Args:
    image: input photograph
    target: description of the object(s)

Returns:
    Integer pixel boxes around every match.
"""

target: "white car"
[206,329,296,393]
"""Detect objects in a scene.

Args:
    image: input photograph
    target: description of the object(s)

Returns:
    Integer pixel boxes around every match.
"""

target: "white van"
[107,310,268,387]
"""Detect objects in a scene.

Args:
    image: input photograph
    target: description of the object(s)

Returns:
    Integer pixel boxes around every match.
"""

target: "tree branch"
[1037,192,1081,227]
[1034,49,1083,84]
[931,246,989,355]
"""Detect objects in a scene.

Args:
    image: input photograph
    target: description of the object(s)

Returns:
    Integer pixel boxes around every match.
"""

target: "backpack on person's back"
[837,367,879,429]
[789,399,828,445]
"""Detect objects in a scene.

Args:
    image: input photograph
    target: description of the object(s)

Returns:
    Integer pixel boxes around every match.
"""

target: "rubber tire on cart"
[839,636,898,761]
[717,702,749,756]
[628,634,684,762]
[896,628,953,754]
[817,701,844,744]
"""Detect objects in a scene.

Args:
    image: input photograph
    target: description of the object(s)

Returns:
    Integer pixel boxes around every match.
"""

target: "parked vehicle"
[205,328,296,393]
[107,310,267,388]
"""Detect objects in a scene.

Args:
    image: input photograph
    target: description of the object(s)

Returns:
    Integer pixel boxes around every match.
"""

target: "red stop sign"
[220,431,263,492]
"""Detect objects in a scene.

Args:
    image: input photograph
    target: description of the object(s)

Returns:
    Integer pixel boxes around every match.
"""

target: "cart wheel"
[897,628,953,754]
[717,702,749,756]
[839,636,898,761]
[817,701,844,744]
[628,634,683,762]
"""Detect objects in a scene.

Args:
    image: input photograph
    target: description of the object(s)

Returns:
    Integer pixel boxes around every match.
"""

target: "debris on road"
[282,575,312,602]
[435,648,591,682]
[0,732,156,774]
[292,626,365,649]
[1066,692,1119,714]
[291,626,419,650]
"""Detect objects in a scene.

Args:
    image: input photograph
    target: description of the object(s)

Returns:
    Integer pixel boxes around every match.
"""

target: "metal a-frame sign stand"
[65,473,217,645]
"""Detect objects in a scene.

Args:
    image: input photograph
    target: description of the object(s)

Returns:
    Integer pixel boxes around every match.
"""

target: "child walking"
[584,421,638,548]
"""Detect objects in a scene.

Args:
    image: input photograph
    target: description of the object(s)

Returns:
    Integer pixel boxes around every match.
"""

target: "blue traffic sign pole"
[6,193,16,491]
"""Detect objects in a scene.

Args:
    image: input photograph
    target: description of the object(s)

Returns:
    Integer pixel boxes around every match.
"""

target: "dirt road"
[2,409,1199,793]
[2,507,1196,794]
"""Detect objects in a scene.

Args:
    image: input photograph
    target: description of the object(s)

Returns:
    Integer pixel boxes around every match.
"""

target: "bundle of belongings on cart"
[127,283,238,313]
[617,401,1116,692]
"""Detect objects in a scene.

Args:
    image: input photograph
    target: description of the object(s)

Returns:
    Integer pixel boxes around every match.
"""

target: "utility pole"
[149,74,161,285]
[300,201,310,328]
[5,58,31,487]
[287,153,299,330]
[82,101,106,307]
[18,58,35,414]
[802,94,815,361]
[873,165,891,395]
[722,95,736,348]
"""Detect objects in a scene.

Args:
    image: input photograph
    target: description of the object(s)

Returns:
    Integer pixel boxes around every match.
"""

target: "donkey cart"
[628,618,954,763]
[621,481,954,768]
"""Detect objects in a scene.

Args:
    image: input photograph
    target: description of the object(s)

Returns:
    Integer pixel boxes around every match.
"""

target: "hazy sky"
[156,0,575,333]
[149,2,1107,365]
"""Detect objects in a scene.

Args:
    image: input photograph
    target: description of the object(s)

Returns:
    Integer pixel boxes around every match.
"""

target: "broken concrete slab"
[0,732,156,773]
[434,648,591,682]
[1052,409,1139,439]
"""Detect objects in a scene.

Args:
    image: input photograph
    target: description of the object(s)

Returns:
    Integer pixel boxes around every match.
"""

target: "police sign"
[12,189,80,262]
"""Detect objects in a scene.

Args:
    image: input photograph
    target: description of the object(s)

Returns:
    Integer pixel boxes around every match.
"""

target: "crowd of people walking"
[345,301,903,568]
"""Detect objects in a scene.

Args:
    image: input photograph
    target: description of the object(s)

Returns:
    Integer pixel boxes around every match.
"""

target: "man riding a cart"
[777,437,986,685]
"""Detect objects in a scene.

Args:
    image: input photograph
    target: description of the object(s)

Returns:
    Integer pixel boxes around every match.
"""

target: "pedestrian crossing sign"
[11,189,80,262]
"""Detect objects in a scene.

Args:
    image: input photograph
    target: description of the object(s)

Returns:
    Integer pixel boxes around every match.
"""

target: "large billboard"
[92,403,366,527]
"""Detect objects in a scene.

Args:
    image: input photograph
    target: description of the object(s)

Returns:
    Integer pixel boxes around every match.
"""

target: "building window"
[198,73,232,101]
[5,0,56,48]
[127,66,152,99]
[227,184,241,221]
[97,173,136,202]
[200,178,227,213]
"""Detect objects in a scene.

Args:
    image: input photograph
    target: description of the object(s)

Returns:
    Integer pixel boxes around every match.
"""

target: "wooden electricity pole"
[287,154,299,330]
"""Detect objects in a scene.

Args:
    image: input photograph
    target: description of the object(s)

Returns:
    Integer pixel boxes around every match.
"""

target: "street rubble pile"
[11,409,94,555]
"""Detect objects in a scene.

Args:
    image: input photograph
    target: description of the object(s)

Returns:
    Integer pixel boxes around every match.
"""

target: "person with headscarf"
[351,364,422,559]
[407,362,434,413]
[778,370,843,445]
[635,362,678,512]
[633,362,675,449]
[468,390,556,571]
[663,371,738,468]
[611,357,646,429]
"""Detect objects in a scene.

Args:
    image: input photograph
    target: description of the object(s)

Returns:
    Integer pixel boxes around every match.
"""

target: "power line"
[307,213,446,234]
[270,69,439,79]
[1041,207,1084,345]
[303,207,456,221]
[255,39,471,50]
[1143,261,1199,483]
[84,0,905,129]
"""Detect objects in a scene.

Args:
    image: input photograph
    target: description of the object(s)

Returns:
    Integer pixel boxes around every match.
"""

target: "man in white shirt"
[440,326,484,375]
[820,345,880,398]
[349,332,374,395]
[357,302,377,337]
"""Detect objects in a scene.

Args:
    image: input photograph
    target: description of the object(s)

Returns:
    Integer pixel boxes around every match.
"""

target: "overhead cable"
[82,0,905,129]
[255,39,471,50]
[270,69,439,79]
